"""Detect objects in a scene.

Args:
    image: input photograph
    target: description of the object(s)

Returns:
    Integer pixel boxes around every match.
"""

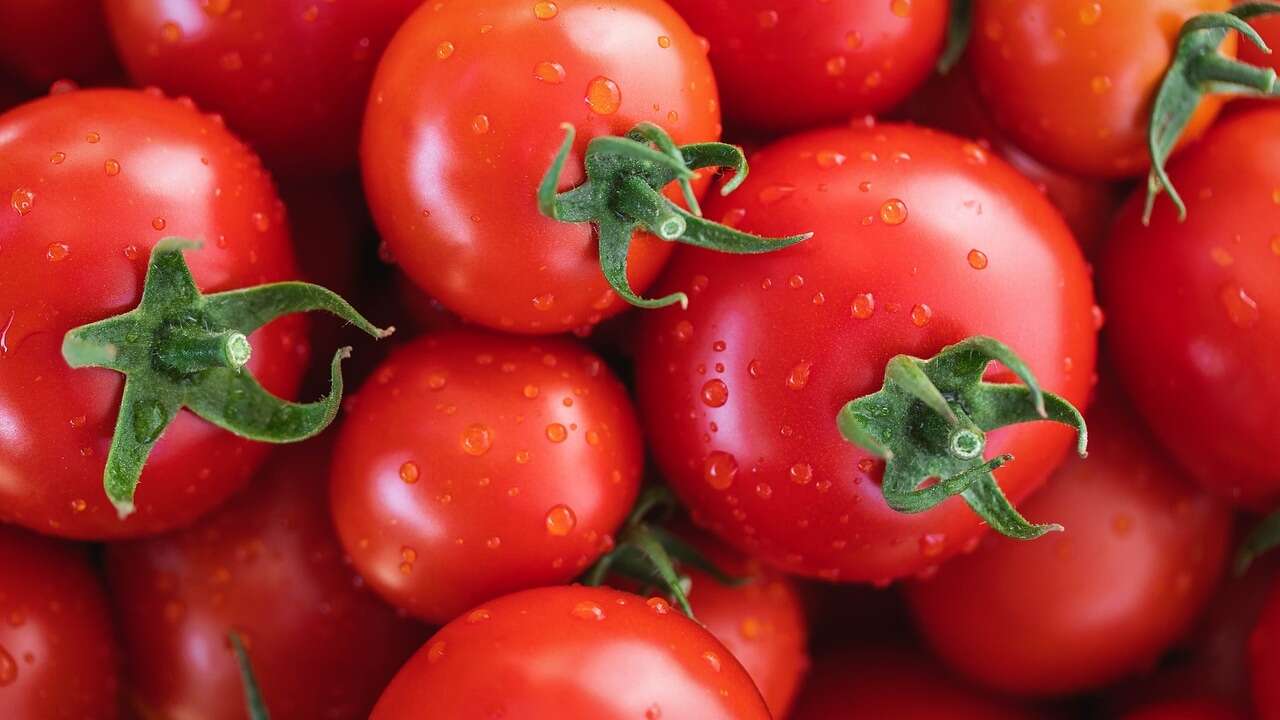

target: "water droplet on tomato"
[702,650,722,672]
[816,150,846,168]
[471,114,490,134]
[46,242,70,262]
[534,61,565,84]
[399,461,420,484]
[533,1,558,19]
[10,187,34,216]
[545,423,567,443]
[104,159,121,176]
[825,56,847,76]
[704,451,738,490]
[571,601,606,620]
[461,424,493,456]
[910,303,932,327]
[545,504,577,535]
[967,249,988,269]
[161,21,182,42]
[532,293,555,311]
[757,184,795,205]
[701,379,728,407]
[1220,283,1260,328]
[756,10,779,28]
[1090,75,1112,94]
[646,704,663,720]
[585,77,621,115]
[252,212,270,232]
[151,217,167,231]
[919,533,946,557]
[436,41,455,60]
[85,131,101,143]
[467,609,491,624]
[786,361,811,390]
[1078,2,1102,25]
[657,35,671,48]
[49,151,66,165]
[789,462,813,485]
[427,641,446,663]
[891,0,912,17]
[880,198,907,225]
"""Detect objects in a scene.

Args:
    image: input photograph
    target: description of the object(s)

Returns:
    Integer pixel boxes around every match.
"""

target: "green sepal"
[938,0,973,74]
[62,239,391,518]
[1145,2,1280,224]
[837,336,1087,540]
[229,631,271,720]
[539,122,812,310]
[1235,509,1280,575]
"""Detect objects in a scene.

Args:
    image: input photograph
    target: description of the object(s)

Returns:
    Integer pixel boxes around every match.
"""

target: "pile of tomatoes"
[2,1,1279,719]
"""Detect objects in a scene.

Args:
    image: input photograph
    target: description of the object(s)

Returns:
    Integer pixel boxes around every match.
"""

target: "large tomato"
[362,0,720,334]
[665,0,947,132]
[1252,580,1280,720]
[105,0,422,175]
[635,122,1096,582]
[0,0,123,90]
[0,88,307,539]
[371,585,771,719]
[1101,108,1280,509]
[330,330,642,623]
[0,525,121,720]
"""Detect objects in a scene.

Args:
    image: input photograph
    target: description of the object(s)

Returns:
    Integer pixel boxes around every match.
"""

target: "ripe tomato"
[969,0,1231,178]
[665,0,947,133]
[906,393,1232,696]
[1252,580,1280,720]
[1122,699,1245,720]
[0,525,121,720]
[634,122,1095,582]
[371,585,771,720]
[0,0,123,90]
[104,0,421,175]
[0,88,307,539]
[1236,15,1280,114]
[1101,108,1280,509]
[107,441,426,720]
[362,0,720,334]
[331,330,642,623]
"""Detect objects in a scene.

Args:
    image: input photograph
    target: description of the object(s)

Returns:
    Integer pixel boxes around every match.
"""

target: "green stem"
[156,327,251,374]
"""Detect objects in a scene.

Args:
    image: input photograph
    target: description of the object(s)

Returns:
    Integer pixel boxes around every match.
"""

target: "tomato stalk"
[1237,510,1280,574]
[937,0,973,74]
[539,122,811,309]
[61,239,391,519]
[230,631,271,720]
[837,337,1088,539]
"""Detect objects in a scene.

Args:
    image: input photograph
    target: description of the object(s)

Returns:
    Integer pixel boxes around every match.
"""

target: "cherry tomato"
[362,0,720,334]
[0,88,307,539]
[906,393,1232,696]
[969,0,1231,178]
[0,0,123,91]
[1100,108,1280,509]
[1122,699,1245,720]
[331,330,642,623]
[0,525,121,720]
[107,440,427,720]
[104,0,421,175]
[371,585,771,720]
[634,122,1096,582]
[1252,579,1280,720]
[665,0,947,133]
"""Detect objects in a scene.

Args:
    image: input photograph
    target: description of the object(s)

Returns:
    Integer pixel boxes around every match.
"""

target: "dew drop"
[522,384,539,398]
[919,533,946,558]
[104,159,121,176]
[85,131,101,143]
[571,601,606,620]
[891,0,912,17]
[756,10,779,29]
[910,303,932,328]
[1090,75,1112,94]
[546,504,577,535]
[879,198,908,225]
[427,641,446,663]
[701,379,729,407]
[657,35,671,48]
[585,77,621,115]
[1078,2,1102,25]
[252,212,270,232]
[10,187,34,216]
[49,151,66,165]
[399,461,420,484]
[461,424,493,456]
[467,608,491,624]
[533,1,558,19]
[471,114,491,134]
[967,249,988,269]
[435,41,455,60]
[825,55,847,77]
[545,423,567,443]
[785,361,811,390]
[1220,283,1260,328]
[534,61,566,84]
[816,150,847,168]
[757,184,795,205]
[161,21,183,42]
[151,217,167,231]
[46,242,70,262]
[532,293,555,311]
[702,650,722,672]
[673,320,694,341]
[704,451,738,490]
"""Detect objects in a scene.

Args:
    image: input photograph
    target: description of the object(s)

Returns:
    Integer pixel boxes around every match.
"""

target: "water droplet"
[701,379,728,407]
[1220,283,1260,328]
[910,303,932,328]
[657,35,671,48]
[467,608,491,624]
[825,55,847,77]
[864,70,883,88]
[515,450,531,464]
[756,10,779,29]
[545,423,567,443]
[1090,75,1112,94]
[673,320,694,341]
[704,451,738,490]
[161,20,183,42]
[666,109,679,123]
[585,77,621,115]
[151,217,167,231]
[647,596,672,614]
[919,533,946,557]
[10,187,34,216]
[486,536,502,549]
[1078,2,1102,25]
[546,504,577,536]
[532,293,555,311]
[788,274,805,289]
[755,482,773,499]
[571,601,606,620]
[585,430,601,446]
[879,198,907,225]
[534,61,566,84]
[427,641,447,663]
[967,249,988,269]
[85,131,101,143]
[816,150,846,168]
[785,361,811,390]
[251,212,270,232]
[46,242,70,262]
[461,424,493,456]
[891,0,912,17]
[702,650,722,672]
[435,41,455,60]
[49,151,66,165]
[471,114,490,134]
[789,462,813,485]
[522,384,539,398]
[104,159,121,176]
[757,184,795,205]
[70,498,87,512]
[399,461,420,484]
[533,1,558,19]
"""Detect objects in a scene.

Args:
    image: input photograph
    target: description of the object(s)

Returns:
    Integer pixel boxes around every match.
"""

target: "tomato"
[0,88,307,539]
[789,647,1036,720]
[1252,579,1280,720]
[906,393,1232,696]
[634,122,1096,582]
[1122,699,1245,720]
[107,441,426,720]
[0,0,123,91]
[969,0,1231,178]
[0,524,121,720]
[371,585,771,719]
[1100,108,1280,509]
[330,329,642,623]
[362,0,720,334]
[1235,15,1280,114]
[104,0,421,175]
[665,0,947,133]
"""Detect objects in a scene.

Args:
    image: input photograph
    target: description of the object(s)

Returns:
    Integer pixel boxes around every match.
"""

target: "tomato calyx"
[1146,2,1280,224]
[1236,510,1280,575]
[937,0,973,74]
[61,239,391,519]
[230,631,272,720]
[538,122,812,309]
[837,336,1088,540]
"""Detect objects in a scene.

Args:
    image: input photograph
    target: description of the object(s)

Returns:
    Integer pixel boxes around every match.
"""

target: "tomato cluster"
[2,1,1279,719]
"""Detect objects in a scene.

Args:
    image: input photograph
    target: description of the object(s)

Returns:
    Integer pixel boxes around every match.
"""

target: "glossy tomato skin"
[0,89,306,539]
[107,441,427,720]
[906,393,1233,696]
[362,0,720,335]
[665,0,947,133]
[635,123,1096,582]
[371,585,771,720]
[970,0,1231,178]
[1252,580,1280,720]
[105,0,421,175]
[1101,108,1280,509]
[0,0,123,90]
[331,330,642,623]
[0,525,121,720]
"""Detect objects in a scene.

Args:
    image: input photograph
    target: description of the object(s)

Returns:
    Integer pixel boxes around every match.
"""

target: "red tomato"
[790,647,1037,720]
[0,525,121,720]
[969,0,1231,178]
[0,88,307,539]
[0,0,123,90]
[1100,108,1280,509]
[107,441,427,720]
[1122,699,1245,720]
[331,330,642,623]
[362,0,720,334]
[1252,580,1280,720]
[634,122,1096,582]
[1235,15,1280,114]
[906,393,1232,696]
[665,0,947,133]
[105,0,421,175]
[371,585,771,720]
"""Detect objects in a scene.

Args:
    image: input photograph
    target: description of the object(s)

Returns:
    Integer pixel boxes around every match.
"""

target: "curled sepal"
[61,239,391,518]
[538,122,812,310]
[1235,510,1280,576]
[836,336,1087,539]
[1146,3,1280,224]
[938,0,973,74]
[229,632,271,720]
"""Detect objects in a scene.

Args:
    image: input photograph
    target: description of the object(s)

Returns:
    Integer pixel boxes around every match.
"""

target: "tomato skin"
[1101,108,1280,509]
[362,0,719,335]
[104,0,421,175]
[371,585,771,720]
[0,0,123,90]
[1234,16,1280,114]
[1122,699,1245,720]
[107,441,426,720]
[0,525,121,720]
[0,89,306,540]
[1252,581,1280,720]
[635,123,1096,582]
[970,0,1231,178]
[906,394,1232,696]
[330,330,642,623]
[665,0,946,133]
